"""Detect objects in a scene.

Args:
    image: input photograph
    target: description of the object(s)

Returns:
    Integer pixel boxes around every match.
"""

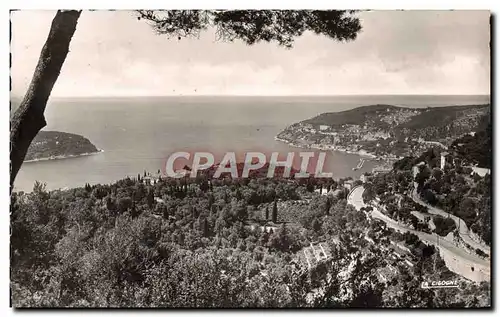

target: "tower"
[440,152,449,170]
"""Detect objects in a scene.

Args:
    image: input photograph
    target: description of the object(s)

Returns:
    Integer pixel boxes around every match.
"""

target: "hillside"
[450,123,492,168]
[25,131,99,162]
[11,174,490,307]
[303,104,401,128]
[277,104,490,160]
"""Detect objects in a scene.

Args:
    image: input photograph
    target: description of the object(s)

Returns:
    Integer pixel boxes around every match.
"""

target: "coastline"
[274,136,384,160]
[24,149,104,163]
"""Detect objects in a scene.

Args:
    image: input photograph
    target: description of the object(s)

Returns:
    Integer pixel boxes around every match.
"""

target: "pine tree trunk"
[10,10,81,190]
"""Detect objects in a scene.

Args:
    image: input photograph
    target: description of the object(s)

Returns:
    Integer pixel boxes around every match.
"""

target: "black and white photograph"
[8,6,492,308]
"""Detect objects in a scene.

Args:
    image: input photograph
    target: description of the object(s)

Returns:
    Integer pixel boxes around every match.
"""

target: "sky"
[10,10,491,97]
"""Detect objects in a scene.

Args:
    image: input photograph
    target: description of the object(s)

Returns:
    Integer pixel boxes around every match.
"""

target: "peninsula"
[276,104,490,160]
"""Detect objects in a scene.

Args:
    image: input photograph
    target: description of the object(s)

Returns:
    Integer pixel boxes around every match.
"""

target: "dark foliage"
[137,10,362,48]
[11,175,487,307]
[450,123,492,168]
[433,215,456,237]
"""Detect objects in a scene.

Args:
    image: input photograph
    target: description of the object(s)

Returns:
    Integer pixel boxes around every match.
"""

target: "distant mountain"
[24,131,99,162]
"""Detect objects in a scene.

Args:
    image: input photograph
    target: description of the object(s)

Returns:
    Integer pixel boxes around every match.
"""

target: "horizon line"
[10,93,492,99]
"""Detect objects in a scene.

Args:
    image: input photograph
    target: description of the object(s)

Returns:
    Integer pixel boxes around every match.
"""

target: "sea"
[13,95,490,192]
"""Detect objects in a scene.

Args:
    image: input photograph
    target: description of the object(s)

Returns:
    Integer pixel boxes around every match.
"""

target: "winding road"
[410,186,490,255]
[347,186,490,282]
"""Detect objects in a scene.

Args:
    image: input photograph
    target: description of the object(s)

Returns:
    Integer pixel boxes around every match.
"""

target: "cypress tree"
[208,194,214,210]
[200,179,209,192]
[312,218,321,232]
[131,201,138,218]
[272,200,278,223]
[147,189,154,208]
[162,205,169,219]
[265,206,269,220]
[203,218,209,237]
[325,197,331,215]
[306,182,314,192]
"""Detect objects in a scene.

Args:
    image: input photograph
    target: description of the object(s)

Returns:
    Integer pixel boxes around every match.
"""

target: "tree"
[268,223,292,253]
[146,189,154,209]
[117,197,133,214]
[272,199,278,223]
[10,10,361,189]
[235,188,242,200]
[208,193,214,210]
[199,179,209,192]
[10,10,81,190]
[137,10,361,47]
[325,197,331,215]
[203,218,209,237]
[311,218,321,232]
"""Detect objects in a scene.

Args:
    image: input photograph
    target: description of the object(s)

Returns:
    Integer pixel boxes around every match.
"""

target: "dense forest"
[415,163,491,245]
[372,147,491,245]
[389,126,492,245]
[450,123,492,168]
[11,172,489,307]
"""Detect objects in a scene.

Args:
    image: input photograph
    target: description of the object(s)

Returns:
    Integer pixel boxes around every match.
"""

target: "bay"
[14,95,490,192]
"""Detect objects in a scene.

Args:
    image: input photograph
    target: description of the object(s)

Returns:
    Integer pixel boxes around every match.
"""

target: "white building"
[440,151,449,170]
[314,187,329,195]
[142,176,156,186]
[360,174,367,183]
[319,125,329,131]
[470,166,490,177]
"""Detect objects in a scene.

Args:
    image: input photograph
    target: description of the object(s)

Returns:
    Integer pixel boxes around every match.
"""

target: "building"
[142,176,157,186]
[314,187,329,195]
[360,173,367,183]
[470,166,490,177]
[372,166,392,175]
[319,125,329,131]
[440,151,449,170]
[360,173,373,183]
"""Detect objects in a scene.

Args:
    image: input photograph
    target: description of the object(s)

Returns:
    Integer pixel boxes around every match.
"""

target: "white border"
[2,0,498,10]
[1,0,497,315]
